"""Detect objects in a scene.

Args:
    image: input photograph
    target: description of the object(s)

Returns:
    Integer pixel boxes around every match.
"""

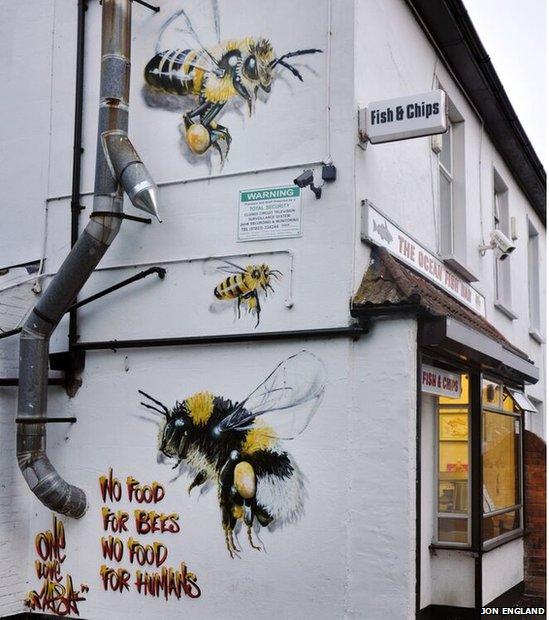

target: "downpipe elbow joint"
[102,131,161,222]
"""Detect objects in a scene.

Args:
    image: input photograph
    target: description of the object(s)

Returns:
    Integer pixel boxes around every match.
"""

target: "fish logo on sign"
[372,219,393,244]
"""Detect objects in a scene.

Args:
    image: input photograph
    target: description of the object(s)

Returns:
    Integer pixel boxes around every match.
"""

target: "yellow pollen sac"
[234,461,256,499]
[232,505,244,520]
[186,391,214,425]
[186,124,210,154]
[242,422,276,455]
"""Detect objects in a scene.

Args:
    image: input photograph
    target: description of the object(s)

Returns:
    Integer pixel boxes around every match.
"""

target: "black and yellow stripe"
[214,274,250,300]
[144,49,204,96]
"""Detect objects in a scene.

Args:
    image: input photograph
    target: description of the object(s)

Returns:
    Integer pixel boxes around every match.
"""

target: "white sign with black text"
[359,90,447,144]
[421,364,461,399]
[361,201,486,316]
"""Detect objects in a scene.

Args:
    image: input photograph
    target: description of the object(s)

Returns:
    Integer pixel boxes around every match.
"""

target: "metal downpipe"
[16,0,159,518]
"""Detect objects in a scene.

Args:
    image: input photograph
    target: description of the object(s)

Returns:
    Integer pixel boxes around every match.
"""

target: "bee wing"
[217,351,326,440]
[203,258,246,276]
[155,5,222,75]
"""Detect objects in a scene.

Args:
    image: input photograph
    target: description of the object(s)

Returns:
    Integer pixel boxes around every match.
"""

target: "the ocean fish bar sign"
[362,201,486,316]
[359,90,447,144]
[238,186,302,242]
[421,364,461,399]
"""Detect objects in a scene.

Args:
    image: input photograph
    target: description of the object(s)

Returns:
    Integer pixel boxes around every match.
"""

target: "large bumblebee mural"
[140,351,325,557]
[144,4,322,162]
[212,260,282,327]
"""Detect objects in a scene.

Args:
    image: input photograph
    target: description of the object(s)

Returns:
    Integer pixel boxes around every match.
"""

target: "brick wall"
[524,430,546,597]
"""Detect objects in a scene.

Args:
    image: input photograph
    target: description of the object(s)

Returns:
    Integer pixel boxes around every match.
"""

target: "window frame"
[527,218,543,342]
[434,89,474,281]
[492,168,515,318]
[438,122,455,257]
[426,357,527,554]
[434,371,472,547]
[481,378,524,549]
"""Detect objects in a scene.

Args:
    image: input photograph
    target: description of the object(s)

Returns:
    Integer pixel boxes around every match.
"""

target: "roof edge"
[406,0,546,224]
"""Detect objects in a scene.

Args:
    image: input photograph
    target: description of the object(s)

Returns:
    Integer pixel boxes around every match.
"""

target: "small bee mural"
[140,351,326,557]
[144,4,322,161]
[212,260,281,327]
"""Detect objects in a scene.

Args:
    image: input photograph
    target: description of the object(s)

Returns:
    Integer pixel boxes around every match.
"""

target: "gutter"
[16,0,160,518]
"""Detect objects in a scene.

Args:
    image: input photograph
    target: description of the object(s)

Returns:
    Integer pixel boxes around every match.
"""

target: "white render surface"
[482,539,524,606]
[354,0,546,421]
[0,0,545,617]
[20,323,416,620]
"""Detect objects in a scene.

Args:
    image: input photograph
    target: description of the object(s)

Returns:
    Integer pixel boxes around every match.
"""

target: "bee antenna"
[140,402,169,417]
[275,60,303,81]
[138,390,169,414]
[270,48,323,67]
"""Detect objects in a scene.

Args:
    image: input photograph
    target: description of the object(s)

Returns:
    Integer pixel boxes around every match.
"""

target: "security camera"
[293,170,314,188]
[293,169,322,199]
[490,229,516,255]
[479,229,516,261]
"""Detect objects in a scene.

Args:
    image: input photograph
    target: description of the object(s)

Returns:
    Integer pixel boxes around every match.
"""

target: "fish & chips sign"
[359,90,447,144]
[421,364,461,399]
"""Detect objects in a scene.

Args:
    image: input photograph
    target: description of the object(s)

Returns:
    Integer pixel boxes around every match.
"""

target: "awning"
[508,389,538,413]
[352,247,538,384]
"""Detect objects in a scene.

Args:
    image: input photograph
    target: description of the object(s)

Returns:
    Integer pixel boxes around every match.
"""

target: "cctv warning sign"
[238,185,302,242]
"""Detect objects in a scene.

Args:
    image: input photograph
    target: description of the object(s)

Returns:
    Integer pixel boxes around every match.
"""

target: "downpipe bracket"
[91,210,152,224]
[16,417,77,424]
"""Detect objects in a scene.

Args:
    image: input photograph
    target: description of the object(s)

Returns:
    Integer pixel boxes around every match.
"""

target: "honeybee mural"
[144,4,322,162]
[212,260,282,327]
[140,351,326,557]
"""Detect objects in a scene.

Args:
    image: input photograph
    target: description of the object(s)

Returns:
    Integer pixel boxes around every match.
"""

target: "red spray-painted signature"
[25,515,89,617]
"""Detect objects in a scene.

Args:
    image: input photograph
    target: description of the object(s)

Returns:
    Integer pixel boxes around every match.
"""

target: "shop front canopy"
[352,247,539,385]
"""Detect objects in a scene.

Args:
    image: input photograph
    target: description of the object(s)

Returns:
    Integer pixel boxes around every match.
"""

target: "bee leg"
[212,141,226,167]
[246,525,262,551]
[230,527,242,553]
[236,295,242,319]
[224,527,235,559]
[254,291,261,328]
[242,501,262,552]
[234,79,254,117]
[188,470,208,494]
[224,526,240,558]
[210,125,232,163]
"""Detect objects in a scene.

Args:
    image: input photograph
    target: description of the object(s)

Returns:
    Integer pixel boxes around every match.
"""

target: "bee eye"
[174,419,185,428]
[244,56,258,79]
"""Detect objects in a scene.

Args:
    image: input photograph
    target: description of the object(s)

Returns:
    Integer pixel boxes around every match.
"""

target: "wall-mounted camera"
[479,229,516,261]
[293,164,337,200]
[293,169,322,199]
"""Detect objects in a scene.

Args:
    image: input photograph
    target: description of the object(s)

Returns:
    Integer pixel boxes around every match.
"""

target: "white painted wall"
[482,539,524,606]
[0,0,59,269]
[17,320,416,620]
[0,388,33,617]
[0,0,545,617]
[354,0,546,428]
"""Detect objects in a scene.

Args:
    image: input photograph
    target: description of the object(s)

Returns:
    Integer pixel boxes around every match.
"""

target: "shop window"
[482,380,523,546]
[436,373,470,545]
[493,169,513,316]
